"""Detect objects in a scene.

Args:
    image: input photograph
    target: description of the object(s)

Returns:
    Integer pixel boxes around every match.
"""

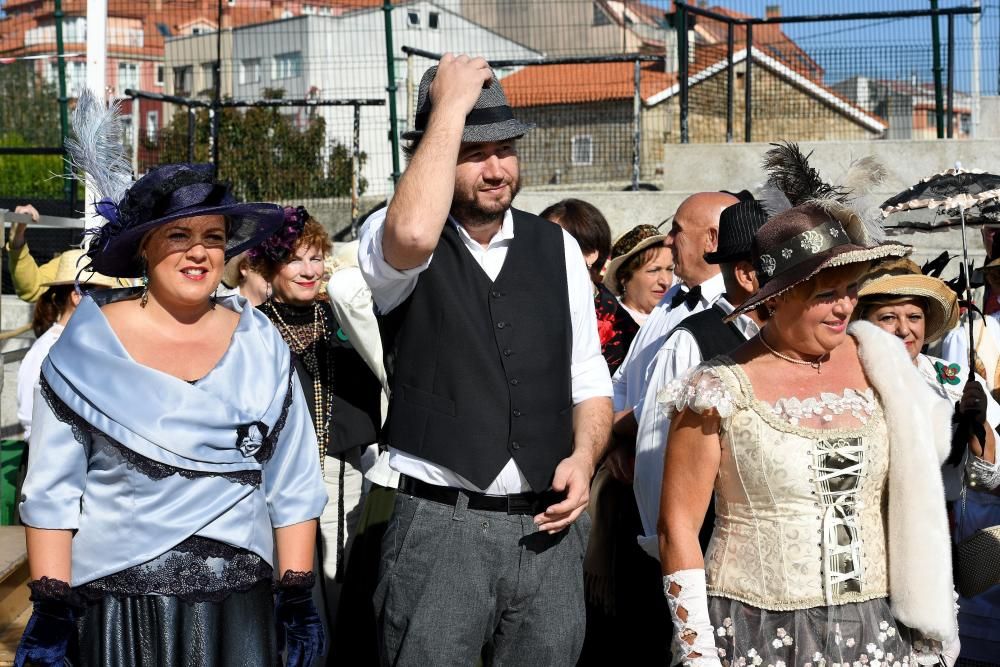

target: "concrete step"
[0,527,29,666]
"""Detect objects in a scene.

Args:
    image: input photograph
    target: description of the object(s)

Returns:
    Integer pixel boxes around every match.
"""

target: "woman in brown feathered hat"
[656,144,962,667]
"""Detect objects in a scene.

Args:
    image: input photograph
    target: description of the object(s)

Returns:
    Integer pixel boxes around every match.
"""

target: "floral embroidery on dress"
[769,389,877,427]
[659,366,738,419]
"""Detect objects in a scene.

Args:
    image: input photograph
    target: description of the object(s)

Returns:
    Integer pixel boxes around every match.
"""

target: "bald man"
[609,192,739,420]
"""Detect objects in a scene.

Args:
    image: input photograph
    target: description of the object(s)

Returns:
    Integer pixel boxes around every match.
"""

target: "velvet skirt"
[74,581,275,666]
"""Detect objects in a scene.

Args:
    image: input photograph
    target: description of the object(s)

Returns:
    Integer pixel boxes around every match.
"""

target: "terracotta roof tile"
[696,5,823,82]
[503,61,676,107]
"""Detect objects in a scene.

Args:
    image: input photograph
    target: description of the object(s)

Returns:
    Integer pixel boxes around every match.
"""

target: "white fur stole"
[851,320,957,642]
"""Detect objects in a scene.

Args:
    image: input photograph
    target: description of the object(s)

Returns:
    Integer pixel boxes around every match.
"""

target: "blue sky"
[652,0,1000,94]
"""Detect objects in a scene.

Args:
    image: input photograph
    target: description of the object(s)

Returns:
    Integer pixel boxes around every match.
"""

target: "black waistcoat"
[380,209,573,491]
[673,302,748,362]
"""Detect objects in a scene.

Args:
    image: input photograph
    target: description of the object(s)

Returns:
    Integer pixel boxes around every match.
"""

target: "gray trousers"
[374,491,590,667]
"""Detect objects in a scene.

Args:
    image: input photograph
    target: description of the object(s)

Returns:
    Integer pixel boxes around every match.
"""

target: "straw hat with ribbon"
[856,257,960,344]
[41,249,120,289]
[601,225,669,297]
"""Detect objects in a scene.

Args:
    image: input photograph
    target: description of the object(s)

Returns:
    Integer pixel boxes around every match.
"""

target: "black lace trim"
[40,376,262,487]
[28,576,74,603]
[253,366,294,464]
[275,569,315,591]
[78,537,273,604]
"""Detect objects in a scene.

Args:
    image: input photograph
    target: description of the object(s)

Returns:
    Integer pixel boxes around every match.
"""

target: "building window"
[273,52,302,80]
[117,61,138,95]
[46,60,87,97]
[571,135,593,166]
[155,65,164,86]
[173,66,193,96]
[199,62,218,96]
[146,110,159,142]
[407,10,420,28]
[240,58,261,84]
[428,12,440,29]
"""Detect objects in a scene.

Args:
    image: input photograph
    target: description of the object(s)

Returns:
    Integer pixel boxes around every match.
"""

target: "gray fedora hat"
[402,65,535,143]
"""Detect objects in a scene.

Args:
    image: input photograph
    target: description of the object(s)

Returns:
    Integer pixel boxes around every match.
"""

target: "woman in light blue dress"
[14,92,327,667]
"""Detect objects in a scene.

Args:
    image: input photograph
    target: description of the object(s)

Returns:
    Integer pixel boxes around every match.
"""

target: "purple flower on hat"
[247,206,308,264]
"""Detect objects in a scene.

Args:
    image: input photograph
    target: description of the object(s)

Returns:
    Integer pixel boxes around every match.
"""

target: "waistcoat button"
[491,290,501,298]
[497,321,506,329]
[509,378,519,386]
[513,409,522,417]
[503,349,512,356]
[511,441,520,450]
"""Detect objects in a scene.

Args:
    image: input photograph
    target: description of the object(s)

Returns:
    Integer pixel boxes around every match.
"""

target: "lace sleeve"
[657,365,737,420]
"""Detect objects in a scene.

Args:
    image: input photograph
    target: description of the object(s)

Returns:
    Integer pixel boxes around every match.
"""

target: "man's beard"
[452,176,521,228]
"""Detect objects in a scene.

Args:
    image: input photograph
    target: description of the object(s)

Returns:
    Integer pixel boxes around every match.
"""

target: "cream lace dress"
[660,358,943,667]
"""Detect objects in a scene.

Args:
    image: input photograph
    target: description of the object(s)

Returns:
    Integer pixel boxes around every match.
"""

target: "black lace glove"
[14,577,81,667]
[275,570,325,666]
[949,380,989,466]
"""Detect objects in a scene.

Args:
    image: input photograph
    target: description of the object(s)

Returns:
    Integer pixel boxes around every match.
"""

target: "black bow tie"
[670,285,702,310]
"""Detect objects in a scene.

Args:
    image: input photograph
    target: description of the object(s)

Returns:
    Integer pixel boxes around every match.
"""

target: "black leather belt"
[397,474,564,516]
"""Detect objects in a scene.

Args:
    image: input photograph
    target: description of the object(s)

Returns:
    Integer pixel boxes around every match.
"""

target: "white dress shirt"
[632,298,759,558]
[611,272,727,412]
[358,206,612,494]
[16,323,63,440]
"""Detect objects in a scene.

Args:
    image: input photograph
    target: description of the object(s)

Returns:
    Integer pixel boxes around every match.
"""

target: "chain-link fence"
[674,1,994,145]
[0,1,998,203]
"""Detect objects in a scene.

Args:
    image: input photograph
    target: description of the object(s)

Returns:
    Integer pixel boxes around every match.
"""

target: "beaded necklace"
[262,299,333,472]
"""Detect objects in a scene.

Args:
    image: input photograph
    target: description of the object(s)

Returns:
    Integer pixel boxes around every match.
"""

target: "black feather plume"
[761,142,844,206]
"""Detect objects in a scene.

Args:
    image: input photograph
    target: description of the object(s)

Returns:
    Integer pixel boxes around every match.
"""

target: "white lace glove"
[664,569,722,667]
[940,634,961,667]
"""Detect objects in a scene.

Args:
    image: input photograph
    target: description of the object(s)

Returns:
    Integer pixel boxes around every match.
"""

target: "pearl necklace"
[264,300,332,472]
[759,332,828,373]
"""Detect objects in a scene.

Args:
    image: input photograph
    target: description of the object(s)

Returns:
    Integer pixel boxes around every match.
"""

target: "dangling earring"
[265,283,272,302]
[140,262,149,308]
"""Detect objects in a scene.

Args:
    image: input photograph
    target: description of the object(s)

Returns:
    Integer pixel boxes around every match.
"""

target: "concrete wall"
[979,96,1000,139]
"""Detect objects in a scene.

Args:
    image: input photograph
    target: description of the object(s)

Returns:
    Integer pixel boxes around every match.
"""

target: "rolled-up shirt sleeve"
[357,207,432,315]
[263,373,327,528]
[19,384,90,530]
[563,229,613,404]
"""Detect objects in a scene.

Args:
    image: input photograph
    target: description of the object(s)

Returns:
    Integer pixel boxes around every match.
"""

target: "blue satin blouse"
[19,292,327,587]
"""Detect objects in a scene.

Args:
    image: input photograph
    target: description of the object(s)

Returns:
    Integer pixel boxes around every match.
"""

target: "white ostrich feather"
[64,89,133,207]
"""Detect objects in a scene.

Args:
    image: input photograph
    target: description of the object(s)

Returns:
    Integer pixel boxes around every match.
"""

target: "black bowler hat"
[704,199,769,265]
[403,65,534,143]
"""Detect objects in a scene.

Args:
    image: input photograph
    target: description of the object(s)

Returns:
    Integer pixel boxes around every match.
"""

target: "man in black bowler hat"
[358,54,613,666]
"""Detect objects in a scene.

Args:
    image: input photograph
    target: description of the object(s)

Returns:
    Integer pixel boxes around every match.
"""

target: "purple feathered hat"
[66,90,284,278]
[247,206,309,265]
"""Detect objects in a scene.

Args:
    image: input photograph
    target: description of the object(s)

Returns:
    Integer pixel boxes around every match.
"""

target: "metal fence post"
[54,0,74,204]
[188,106,196,163]
[678,4,689,144]
[383,1,401,186]
[931,0,945,139]
[632,59,641,190]
[726,22,734,143]
[744,23,753,143]
[947,12,955,138]
[351,103,361,238]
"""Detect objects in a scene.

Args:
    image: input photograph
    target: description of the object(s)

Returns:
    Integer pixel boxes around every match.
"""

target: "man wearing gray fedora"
[358,54,613,665]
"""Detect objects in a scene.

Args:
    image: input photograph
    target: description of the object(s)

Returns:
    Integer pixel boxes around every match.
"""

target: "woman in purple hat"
[14,92,327,666]
[657,201,961,664]
[250,207,383,650]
